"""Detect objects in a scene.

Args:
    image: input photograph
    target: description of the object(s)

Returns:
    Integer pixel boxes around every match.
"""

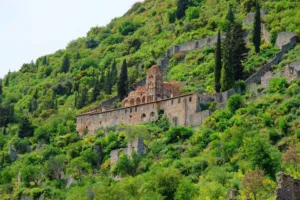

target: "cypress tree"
[106,66,113,95]
[176,0,188,20]
[77,87,88,109]
[253,1,261,53]
[226,5,235,24]
[221,30,235,91]
[4,71,10,87]
[92,78,101,101]
[232,22,248,80]
[111,60,118,86]
[61,54,70,73]
[118,59,128,100]
[215,30,222,93]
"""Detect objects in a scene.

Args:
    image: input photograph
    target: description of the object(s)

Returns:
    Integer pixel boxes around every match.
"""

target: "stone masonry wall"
[110,138,144,166]
[245,35,298,86]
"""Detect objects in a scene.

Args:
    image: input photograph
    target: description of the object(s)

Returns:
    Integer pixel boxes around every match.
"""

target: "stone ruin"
[110,138,145,166]
[275,173,300,200]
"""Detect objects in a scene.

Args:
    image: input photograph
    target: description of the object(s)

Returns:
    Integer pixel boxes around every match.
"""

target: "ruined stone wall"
[110,138,145,166]
[275,173,300,200]
[276,32,298,48]
[245,35,298,86]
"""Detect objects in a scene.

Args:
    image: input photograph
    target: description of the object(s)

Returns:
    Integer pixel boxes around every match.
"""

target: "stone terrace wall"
[276,32,298,49]
[245,35,298,85]
[275,173,300,200]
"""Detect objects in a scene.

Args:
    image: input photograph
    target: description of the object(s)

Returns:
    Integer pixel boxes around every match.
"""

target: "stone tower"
[146,65,163,102]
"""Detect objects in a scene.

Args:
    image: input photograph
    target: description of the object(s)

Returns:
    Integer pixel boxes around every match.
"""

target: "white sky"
[0,0,141,78]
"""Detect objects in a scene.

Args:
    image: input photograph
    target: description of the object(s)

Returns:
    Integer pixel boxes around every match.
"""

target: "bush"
[119,21,137,35]
[268,129,281,144]
[167,9,176,23]
[296,129,300,139]
[269,77,289,93]
[227,94,244,113]
[165,126,194,143]
[85,39,99,49]
[185,7,200,21]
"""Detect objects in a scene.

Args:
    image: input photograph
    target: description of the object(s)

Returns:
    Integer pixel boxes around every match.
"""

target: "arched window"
[150,112,155,117]
[141,114,147,122]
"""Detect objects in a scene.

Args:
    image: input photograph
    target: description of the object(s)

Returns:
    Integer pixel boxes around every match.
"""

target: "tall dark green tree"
[77,87,88,109]
[4,71,10,87]
[176,0,188,20]
[111,60,118,86]
[231,23,248,80]
[252,1,261,53]
[226,5,235,24]
[61,54,70,73]
[221,30,235,91]
[92,78,101,101]
[221,22,248,91]
[215,30,222,93]
[118,59,128,100]
[18,117,34,138]
[105,66,112,95]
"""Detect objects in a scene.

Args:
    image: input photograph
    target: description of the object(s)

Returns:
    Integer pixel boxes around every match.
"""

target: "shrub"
[85,39,99,49]
[296,129,300,139]
[269,77,289,93]
[227,94,244,113]
[278,117,290,135]
[167,9,176,23]
[268,129,281,144]
[165,126,194,143]
[185,7,200,21]
[119,21,137,35]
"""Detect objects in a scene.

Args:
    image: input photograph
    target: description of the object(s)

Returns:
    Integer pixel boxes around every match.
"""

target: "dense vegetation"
[0,0,299,199]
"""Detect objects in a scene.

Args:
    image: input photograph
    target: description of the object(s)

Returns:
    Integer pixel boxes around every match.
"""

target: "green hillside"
[0,0,300,199]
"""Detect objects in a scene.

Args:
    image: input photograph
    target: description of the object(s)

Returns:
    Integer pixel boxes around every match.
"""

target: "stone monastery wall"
[77,93,224,136]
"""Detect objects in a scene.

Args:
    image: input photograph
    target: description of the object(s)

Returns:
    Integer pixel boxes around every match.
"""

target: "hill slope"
[0,0,300,199]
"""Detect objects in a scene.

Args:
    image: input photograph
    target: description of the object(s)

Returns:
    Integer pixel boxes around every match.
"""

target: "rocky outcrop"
[275,173,300,200]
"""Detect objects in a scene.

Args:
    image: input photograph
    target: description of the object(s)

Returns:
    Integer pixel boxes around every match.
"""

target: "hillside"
[0,0,300,199]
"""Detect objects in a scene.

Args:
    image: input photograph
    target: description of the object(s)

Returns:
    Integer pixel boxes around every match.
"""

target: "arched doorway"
[141,114,147,122]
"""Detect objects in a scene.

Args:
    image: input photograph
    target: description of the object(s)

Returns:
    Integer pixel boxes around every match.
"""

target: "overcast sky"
[0,0,141,78]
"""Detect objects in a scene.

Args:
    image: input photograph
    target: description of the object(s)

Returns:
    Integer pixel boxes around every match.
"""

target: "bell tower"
[146,65,163,102]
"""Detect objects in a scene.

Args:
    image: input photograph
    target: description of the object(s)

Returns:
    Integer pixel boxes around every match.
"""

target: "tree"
[42,56,47,65]
[242,169,264,200]
[92,78,101,102]
[174,179,197,200]
[118,59,128,100]
[67,157,91,180]
[221,22,247,91]
[18,116,34,138]
[253,1,261,53]
[283,145,300,172]
[20,165,41,187]
[105,66,112,95]
[231,22,248,80]
[61,54,70,73]
[226,5,235,25]
[46,155,66,181]
[77,87,88,109]
[111,60,118,86]
[215,30,222,93]
[221,30,234,91]
[176,0,188,20]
